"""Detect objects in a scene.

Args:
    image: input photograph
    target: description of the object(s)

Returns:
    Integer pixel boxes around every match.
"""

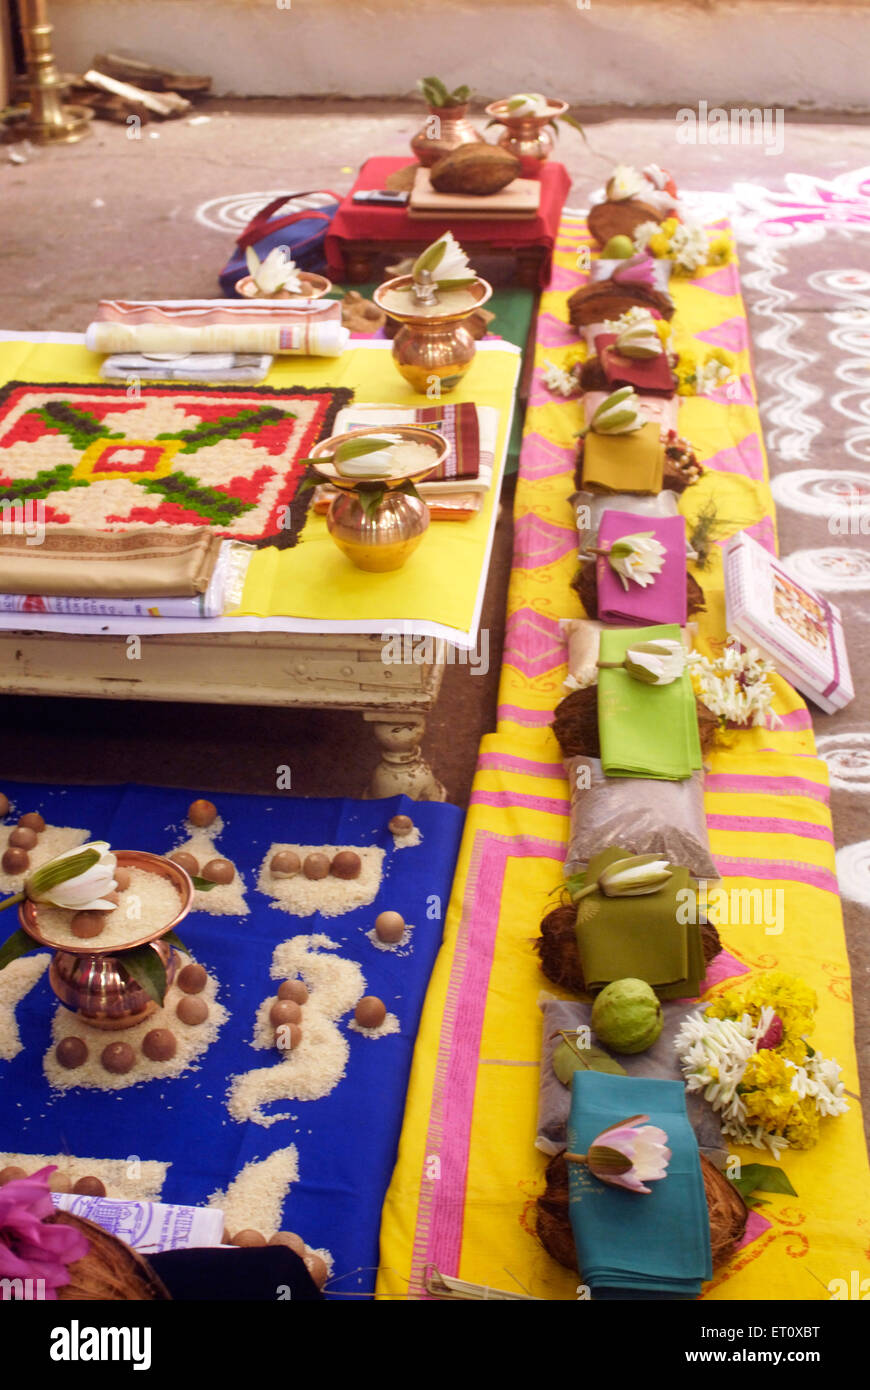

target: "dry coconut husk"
[571,561,706,622]
[536,1151,747,1275]
[551,686,718,762]
[587,198,666,249]
[568,279,674,332]
[51,1212,172,1300]
[340,290,386,335]
[534,902,723,996]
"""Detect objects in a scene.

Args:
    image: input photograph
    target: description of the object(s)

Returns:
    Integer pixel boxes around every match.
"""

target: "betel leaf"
[118,943,167,1006]
[190,876,218,892]
[0,926,37,972]
[162,929,190,955]
[552,1034,627,1087]
[731,1163,797,1201]
[333,436,395,464]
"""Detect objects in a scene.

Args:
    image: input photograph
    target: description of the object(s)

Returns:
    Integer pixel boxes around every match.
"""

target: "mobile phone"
[352,190,410,206]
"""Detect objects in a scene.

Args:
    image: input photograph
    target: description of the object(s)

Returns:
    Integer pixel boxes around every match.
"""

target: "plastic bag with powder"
[536,996,723,1156]
[559,618,696,691]
[569,488,680,553]
[562,754,719,880]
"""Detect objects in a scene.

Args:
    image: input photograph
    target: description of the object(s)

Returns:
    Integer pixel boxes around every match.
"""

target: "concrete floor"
[1,99,868,1144]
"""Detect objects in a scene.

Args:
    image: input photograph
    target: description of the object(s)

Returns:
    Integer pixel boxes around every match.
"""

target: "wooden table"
[0,627,450,800]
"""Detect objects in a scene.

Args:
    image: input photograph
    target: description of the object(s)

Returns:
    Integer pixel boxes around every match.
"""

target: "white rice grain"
[257,844,384,918]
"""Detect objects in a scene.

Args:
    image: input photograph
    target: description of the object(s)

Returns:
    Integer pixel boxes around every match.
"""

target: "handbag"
[219,189,341,296]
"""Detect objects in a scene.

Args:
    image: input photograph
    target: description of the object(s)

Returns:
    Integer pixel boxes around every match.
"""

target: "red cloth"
[325,156,572,287]
[593,331,677,397]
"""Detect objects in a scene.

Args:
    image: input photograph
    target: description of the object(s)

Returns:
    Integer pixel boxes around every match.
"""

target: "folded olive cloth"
[597,623,702,779]
[0,528,223,597]
[573,847,706,999]
[581,422,663,496]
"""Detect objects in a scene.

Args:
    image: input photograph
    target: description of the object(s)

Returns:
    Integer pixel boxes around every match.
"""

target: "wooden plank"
[0,630,446,711]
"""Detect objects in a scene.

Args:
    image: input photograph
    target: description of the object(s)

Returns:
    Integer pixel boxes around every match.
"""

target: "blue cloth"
[567,1072,712,1299]
[0,781,463,1298]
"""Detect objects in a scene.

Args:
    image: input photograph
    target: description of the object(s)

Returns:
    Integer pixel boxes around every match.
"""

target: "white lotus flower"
[505,91,549,117]
[412,231,476,289]
[332,433,403,479]
[624,638,686,686]
[244,245,303,296]
[607,164,646,201]
[606,531,666,590]
[26,841,118,911]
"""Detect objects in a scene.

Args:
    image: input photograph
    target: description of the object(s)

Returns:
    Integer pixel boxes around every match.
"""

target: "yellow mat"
[377,215,870,1301]
[0,338,520,640]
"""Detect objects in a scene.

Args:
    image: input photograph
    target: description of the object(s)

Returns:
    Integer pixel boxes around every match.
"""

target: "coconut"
[429,144,521,196]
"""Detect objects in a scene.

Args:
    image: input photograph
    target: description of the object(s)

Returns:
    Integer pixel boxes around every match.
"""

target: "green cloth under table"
[597,624,702,780]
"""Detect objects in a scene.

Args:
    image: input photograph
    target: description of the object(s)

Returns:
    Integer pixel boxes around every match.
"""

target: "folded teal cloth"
[567,1072,712,1298]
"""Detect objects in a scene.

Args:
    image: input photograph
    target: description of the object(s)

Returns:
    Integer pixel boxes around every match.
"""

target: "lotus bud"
[25,841,118,912]
[590,386,643,435]
[332,433,403,478]
[566,1114,671,1194]
[623,638,686,686]
[611,253,658,294]
[615,317,663,360]
[597,854,673,897]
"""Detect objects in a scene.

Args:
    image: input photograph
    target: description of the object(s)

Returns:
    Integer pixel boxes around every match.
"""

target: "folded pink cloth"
[596,509,688,625]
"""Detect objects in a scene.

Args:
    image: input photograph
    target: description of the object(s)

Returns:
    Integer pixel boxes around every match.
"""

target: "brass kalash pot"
[374,271,493,395]
[309,426,449,573]
[484,97,568,174]
[19,851,194,1030]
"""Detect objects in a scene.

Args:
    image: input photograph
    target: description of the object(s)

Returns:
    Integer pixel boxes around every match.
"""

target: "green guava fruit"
[601,235,635,260]
[590,978,663,1054]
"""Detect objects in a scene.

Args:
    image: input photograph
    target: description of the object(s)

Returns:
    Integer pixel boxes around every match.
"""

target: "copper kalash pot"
[308,425,448,572]
[373,273,493,395]
[19,850,194,1030]
[410,102,483,167]
[484,97,568,174]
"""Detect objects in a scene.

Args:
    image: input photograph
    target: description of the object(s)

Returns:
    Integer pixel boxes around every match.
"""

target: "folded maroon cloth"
[326,156,572,288]
[597,509,688,625]
[594,331,677,396]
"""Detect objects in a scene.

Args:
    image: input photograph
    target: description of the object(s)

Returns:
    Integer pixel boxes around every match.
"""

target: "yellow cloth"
[377,216,870,1301]
[0,339,520,639]
[581,421,663,494]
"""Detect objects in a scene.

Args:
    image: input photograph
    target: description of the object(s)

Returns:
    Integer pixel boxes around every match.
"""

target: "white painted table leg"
[362,712,447,802]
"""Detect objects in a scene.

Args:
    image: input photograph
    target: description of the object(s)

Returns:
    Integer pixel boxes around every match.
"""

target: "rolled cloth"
[86,299,350,357]
[0,527,223,597]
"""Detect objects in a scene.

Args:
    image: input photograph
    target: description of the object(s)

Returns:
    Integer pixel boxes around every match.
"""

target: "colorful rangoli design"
[0,381,353,546]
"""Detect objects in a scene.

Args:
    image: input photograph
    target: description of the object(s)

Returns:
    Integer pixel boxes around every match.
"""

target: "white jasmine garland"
[632,221,661,253]
[686,643,779,729]
[542,359,579,397]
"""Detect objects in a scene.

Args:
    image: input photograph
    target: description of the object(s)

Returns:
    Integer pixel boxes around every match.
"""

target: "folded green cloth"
[598,623,702,780]
[574,847,705,998]
[568,1072,712,1298]
[572,839,700,995]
